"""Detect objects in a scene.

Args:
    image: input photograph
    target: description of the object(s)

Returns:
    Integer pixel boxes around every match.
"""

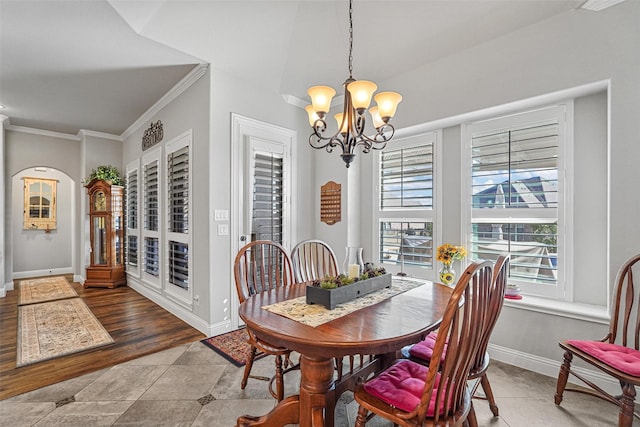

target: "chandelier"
[305,0,402,168]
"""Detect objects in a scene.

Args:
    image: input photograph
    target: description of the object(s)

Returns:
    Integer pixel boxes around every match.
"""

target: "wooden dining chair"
[555,253,640,427]
[290,239,339,283]
[353,260,494,426]
[233,240,296,401]
[401,255,509,426]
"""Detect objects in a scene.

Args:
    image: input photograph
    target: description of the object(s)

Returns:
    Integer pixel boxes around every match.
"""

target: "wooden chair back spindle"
[291,239,338,283]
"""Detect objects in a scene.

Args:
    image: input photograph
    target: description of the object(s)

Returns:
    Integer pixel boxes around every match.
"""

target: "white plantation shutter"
[126,169,138,268]
[167,146,189,234]
[376,133,438,275]
[166,134,191,293]
[380,144,433,209]
[143,156,160,280]
[471,122,559,209]
[144,161,159,232]
[144,237,159,276]
[168,241,188,289]
[467,105,566,298]
[252,152,284,244]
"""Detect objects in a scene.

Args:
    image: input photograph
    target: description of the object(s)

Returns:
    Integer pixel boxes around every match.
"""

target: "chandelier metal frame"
[306,0,401,168]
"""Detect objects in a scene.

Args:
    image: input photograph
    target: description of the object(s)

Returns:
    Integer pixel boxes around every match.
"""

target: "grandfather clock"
[85,178,126,288]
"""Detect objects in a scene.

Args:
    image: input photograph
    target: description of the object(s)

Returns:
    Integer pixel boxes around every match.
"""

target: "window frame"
[245,135,290,248]
[164,131,192,306]
[372,131,442,279]
[125,160,140,278]
[461,103,574,300]
[141,147,162,290]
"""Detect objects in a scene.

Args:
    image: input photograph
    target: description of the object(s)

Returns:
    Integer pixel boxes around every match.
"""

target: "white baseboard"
[488,343,620,395]
[12,267,73,280]
[126,276,226,338]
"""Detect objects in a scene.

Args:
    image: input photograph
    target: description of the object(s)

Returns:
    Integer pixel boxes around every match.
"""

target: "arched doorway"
[10,167,77,280]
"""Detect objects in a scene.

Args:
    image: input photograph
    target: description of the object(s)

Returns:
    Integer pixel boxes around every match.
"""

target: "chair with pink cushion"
[353,260,494,426]
[400,255,509,426]
[555,253,640,427]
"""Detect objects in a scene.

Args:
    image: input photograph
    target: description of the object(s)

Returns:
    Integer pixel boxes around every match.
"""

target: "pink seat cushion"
[409,332,447,362]
[363,359,452,415]
[567,340,640,377]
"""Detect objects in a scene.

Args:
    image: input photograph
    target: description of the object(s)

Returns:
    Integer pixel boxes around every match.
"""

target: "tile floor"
[0,340,623,426]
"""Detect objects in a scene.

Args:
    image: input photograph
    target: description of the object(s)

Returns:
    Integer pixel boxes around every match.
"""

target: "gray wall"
[123,67,212,327]
[11,168,73,275]
[323,2,637,383]
[3,129,123,284]
[4,131,82,282]
[208,67,313,331]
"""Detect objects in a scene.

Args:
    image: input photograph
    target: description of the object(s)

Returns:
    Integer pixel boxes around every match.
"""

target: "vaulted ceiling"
[1,0,610,136]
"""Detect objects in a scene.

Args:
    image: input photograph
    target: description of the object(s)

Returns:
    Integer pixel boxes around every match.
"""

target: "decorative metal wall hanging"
[142,120,164,151]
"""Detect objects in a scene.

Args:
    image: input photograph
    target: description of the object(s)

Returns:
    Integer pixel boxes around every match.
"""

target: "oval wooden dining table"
[237,278,454,427]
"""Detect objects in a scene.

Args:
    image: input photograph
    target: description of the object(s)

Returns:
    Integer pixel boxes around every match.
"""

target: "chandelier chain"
[348,0,353,78]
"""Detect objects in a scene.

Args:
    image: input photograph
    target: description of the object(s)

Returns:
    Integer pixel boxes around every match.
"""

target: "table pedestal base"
[236,356,335,427]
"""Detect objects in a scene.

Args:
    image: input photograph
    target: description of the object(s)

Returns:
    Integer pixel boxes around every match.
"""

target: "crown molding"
[78,129,123,142]
[281,94,307,109]
[4,124,80,141]
[580,0,625,11]
[120,63,209,140]
[282,93,346,111]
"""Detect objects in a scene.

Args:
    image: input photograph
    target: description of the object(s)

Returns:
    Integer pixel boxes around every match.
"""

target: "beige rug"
[17,298,114,367]
[18,276,78,305]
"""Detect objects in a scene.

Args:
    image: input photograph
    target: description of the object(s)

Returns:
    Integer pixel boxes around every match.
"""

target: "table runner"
[262,277,427,327]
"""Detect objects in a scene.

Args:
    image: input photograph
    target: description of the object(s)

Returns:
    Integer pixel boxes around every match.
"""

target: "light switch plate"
[214,209,229,221]
[217,224,229,236]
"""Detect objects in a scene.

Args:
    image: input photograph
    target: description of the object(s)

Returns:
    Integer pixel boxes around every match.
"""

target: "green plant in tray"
[311,265,387,289]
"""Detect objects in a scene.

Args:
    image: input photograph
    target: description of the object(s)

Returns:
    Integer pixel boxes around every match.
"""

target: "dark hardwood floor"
[0,276,205,400]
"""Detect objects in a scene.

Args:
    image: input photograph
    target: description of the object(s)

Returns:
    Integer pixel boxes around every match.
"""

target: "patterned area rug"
[201,328,266,367]
[18,276,78,305]
[17,298,114,367]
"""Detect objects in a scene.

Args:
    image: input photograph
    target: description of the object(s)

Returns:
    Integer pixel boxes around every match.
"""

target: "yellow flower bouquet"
[436,244,466,285]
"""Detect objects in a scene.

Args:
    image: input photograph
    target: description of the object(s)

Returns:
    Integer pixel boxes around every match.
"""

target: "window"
[464,105,569,299]
[166,137,190,292]
[251,151,284,244]
[142,151,161,283]
[375,132,439,277]
[125,164,139,271]
[23,177,57,230]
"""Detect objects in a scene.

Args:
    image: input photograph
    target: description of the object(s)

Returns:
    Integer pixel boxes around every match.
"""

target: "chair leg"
[619,381,636,427]
[335,356,344,381]
[355,405,368,427]
[274,354,284,401]
[479,373,499,416]
[467,401,479,427]
[241,345,258,389]
[554,350,573,405]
